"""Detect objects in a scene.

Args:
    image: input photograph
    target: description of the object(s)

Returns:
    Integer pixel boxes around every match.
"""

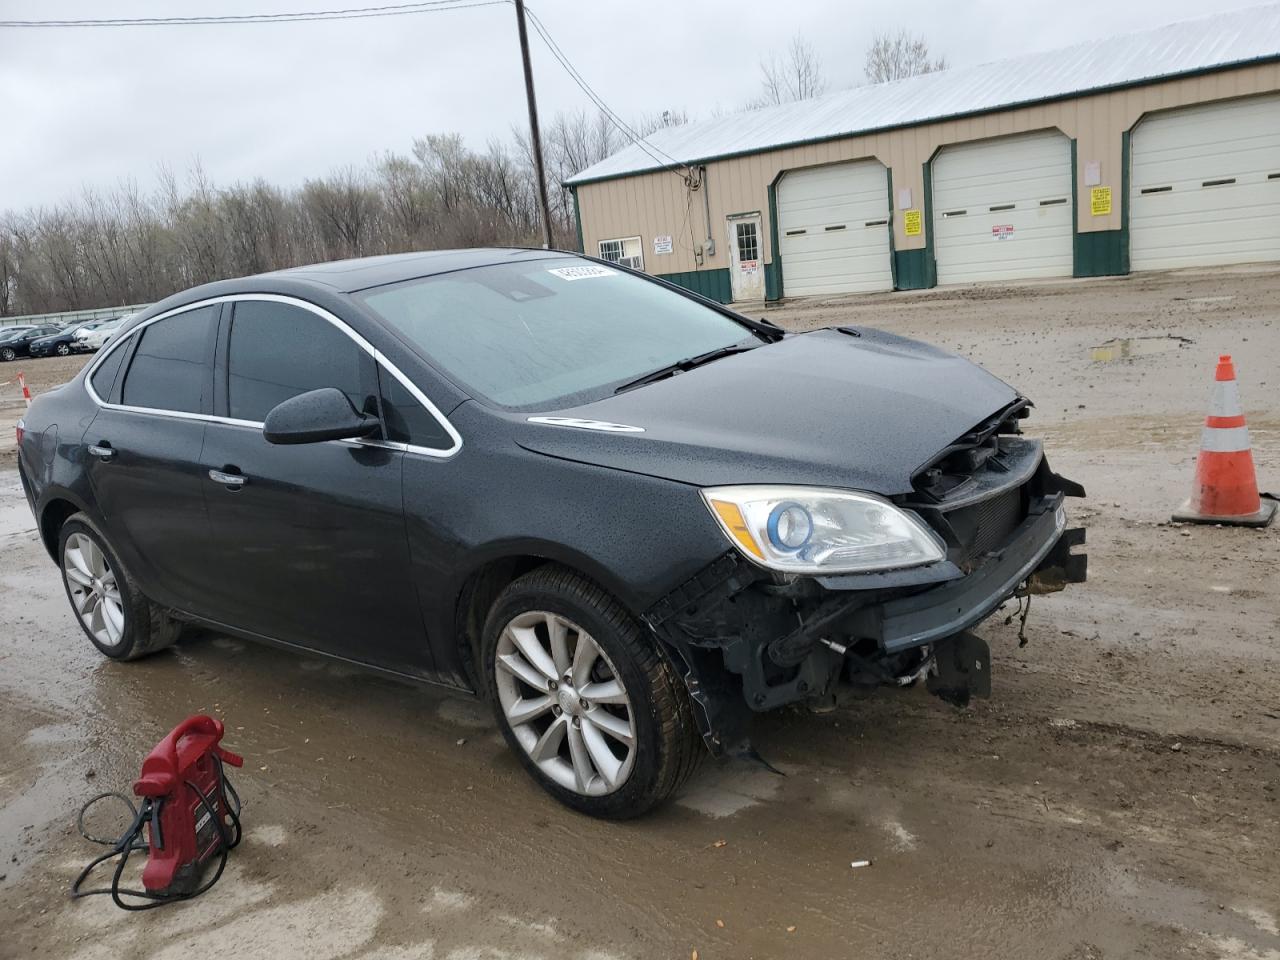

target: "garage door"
[777,161,892,297]
[931,131,1073,285]
[1130,94,1280,271]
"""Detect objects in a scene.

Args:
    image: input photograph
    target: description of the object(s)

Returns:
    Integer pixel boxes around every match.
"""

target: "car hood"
[514,327,1020,494]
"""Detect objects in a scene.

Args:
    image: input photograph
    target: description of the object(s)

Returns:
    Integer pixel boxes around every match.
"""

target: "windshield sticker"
[547,265,617,281]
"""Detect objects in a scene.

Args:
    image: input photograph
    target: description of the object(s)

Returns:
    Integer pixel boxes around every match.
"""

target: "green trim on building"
[765,172,785,301]
[1070,138,1079,273]
[885,167,898,289]
[917,158,938,288]
[569,185,584,254]
[656,268,733,304]
[1074,230,1127,276]
[563,56,1280,189]
[893,250,933,289]
[1119,129,1132,273]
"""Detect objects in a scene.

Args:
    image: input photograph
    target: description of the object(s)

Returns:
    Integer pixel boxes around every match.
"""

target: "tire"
[56,343,70,356]
[57,513,180,661]
[481,565,703,819]
[0,347,14,362]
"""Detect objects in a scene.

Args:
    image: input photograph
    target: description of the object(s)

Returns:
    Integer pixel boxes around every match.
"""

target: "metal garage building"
[565,6,1280,303]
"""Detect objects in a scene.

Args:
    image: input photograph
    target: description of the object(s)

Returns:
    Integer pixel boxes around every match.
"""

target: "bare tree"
[756,35,828,106]
[864,30,948,83]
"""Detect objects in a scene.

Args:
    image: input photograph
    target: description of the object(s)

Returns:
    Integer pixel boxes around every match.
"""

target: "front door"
[199,298,430,675]
[83,305,219,617]
[727,213,765,302]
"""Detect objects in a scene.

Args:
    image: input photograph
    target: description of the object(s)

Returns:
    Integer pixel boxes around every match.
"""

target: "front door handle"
[208,469,247,489]
[87,443,115,461]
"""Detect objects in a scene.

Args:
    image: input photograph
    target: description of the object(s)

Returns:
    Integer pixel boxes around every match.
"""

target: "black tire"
[55,342,70,356]
[0,347,15,362]
[57,512,180,661]
[480,565,703,819]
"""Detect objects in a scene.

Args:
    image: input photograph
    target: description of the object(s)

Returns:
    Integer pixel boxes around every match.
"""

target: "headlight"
[701,485,946,575]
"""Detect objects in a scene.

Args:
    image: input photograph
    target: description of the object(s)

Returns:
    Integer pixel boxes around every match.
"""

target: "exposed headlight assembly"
[701,485,946,575]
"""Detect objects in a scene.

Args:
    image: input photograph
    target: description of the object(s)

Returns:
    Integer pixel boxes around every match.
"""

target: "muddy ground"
[1,266,1277,960]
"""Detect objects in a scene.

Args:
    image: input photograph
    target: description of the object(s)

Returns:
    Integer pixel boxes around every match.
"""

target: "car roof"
[260,247,569,294]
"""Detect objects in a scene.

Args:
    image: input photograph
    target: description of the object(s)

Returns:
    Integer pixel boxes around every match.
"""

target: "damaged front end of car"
[643,399,1087,755]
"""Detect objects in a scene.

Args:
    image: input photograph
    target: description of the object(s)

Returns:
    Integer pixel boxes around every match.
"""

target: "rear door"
[83,305,218,615]
[199,297,429,674]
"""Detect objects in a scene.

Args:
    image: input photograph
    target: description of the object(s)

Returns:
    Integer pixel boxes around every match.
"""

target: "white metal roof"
[566,3,1280,185]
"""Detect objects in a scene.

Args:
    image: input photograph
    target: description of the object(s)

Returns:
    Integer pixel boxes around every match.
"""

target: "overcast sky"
[0,0,1254,212]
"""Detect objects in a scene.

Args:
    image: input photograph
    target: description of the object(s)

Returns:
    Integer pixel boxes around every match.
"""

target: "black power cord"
[71,755,242,911]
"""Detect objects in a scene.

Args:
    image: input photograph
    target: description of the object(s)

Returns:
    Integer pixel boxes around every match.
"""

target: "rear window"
[120,307,216,414]
[89,343,128,400]
[357,258,755,409]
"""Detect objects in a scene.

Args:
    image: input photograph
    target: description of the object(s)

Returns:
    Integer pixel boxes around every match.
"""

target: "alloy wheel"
[63,533,126,647]
[495,610,636,796]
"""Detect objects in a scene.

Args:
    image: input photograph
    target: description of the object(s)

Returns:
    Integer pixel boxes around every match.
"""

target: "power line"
[522,6,692,181]
[0,1,508,28]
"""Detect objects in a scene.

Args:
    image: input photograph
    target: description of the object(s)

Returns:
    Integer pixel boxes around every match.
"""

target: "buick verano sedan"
[18,249,1085,818]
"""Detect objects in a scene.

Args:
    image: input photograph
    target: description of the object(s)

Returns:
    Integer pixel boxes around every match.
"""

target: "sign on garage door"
[931,130,1073,285]
[1130,93,1280,271]
[777,161,893,297]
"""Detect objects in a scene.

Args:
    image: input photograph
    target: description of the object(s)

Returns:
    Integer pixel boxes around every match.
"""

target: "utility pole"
[515,0,554,249]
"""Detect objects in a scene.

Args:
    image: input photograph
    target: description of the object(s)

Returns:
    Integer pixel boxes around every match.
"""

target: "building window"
[598,236,644,271]
[735,220,759,264]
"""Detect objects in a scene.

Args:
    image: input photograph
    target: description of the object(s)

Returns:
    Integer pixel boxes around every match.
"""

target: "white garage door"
[931,131,1073,285]
[1130,94,1280,271]
[777,161,892,297]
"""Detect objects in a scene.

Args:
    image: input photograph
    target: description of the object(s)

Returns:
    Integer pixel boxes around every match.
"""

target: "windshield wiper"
[613,343,759,394]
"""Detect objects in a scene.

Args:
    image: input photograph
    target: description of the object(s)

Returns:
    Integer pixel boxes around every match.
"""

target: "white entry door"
[776,160,893,297]
[931,130,1073,284]
[1130,94,1280,271]
[727,213,765,302]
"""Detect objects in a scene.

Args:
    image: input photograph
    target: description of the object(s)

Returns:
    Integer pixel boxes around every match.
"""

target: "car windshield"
[357,258,758,409]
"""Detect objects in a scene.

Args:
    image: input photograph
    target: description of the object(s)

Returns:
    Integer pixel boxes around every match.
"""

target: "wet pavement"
[2,266,1279,959]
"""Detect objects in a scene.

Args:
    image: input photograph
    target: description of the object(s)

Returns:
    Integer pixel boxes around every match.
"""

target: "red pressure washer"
[71,715,244,910]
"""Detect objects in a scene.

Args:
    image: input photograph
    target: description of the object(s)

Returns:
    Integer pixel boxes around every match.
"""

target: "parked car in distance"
[30,322,102,358]
[1,324,66,361]
[17,249,1086,818]
[76,315,132,352]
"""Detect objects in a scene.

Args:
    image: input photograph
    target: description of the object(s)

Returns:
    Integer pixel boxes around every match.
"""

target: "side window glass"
[89,342,128,401]
[120,306,216,414]
[379,368,453,450]
[227,300,377,424]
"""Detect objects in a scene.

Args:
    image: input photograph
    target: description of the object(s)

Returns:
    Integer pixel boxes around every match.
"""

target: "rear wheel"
[481,566,702,818]
[55,342,70,356]
[0,346,15,361]
[58,513,180,660]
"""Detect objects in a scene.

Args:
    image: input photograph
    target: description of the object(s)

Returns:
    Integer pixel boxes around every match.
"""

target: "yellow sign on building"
[903,209,923,236]
[1090,186,1112,216]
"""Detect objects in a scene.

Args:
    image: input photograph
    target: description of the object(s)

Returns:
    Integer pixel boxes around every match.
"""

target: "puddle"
[1090,335,1195,362]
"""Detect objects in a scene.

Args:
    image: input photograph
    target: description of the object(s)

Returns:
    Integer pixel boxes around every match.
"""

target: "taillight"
[15,418,24,447]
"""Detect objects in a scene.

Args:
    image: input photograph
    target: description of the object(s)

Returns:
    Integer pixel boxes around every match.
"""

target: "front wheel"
[58,513,180,660]
[481,566,703,818]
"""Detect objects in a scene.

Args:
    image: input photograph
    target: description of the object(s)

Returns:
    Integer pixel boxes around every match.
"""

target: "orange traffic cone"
[1172,354,1275,527]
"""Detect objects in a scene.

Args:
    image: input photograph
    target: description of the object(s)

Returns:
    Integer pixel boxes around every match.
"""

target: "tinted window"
[89,343,128,400]
[357,258,757,409]
[121,307,216,413]
[379,369,452,450]
[227,300,377,423]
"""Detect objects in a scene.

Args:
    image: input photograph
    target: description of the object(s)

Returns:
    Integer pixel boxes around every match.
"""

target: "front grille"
[946,486,1025,561]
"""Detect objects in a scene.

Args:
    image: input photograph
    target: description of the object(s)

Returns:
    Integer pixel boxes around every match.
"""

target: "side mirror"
[262,387,380,445]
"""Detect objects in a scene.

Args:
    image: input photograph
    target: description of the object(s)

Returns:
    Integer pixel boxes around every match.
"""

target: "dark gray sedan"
[17,248,1085,818]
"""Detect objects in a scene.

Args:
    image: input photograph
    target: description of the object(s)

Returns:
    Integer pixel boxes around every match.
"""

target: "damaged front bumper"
[644,442,1087,754]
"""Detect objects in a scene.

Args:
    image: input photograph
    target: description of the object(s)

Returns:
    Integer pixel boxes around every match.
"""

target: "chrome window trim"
[82,293,462,459]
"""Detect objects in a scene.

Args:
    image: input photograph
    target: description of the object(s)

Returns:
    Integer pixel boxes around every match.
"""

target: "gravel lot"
[1,266,1277,960]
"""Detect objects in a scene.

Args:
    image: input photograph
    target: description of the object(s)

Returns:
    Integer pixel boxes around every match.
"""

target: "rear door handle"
[208,469,247,489]
[87,443,115,461]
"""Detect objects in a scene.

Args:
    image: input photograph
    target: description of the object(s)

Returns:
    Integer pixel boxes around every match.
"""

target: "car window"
[378,367,453,450]
[357,257,758,409]
[226,300,377,424]
[90,343,129,401]
[120,306,217,414]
